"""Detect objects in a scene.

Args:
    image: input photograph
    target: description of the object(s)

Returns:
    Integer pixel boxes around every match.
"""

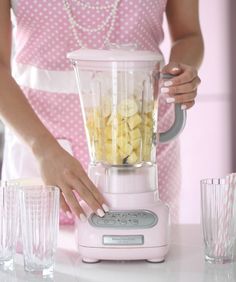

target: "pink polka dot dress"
[2,0,181,224]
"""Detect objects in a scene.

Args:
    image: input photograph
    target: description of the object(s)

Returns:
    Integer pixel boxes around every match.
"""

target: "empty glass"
[19,186,60,277]
[201,178,236,263]
[0,182,19,269]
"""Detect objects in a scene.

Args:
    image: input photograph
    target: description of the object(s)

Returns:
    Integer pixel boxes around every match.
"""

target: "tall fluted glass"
[201,178,236,264]
[0,183,19,269]
[19,186,60,277]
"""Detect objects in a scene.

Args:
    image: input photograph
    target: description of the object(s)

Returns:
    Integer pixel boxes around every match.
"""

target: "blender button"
[132,219,139,225]
[128,220,133,226]
[108,220,116,225]
[120,220,127,225]
[96,219,105,225]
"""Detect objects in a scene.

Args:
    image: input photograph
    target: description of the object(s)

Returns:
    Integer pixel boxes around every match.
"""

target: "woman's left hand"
[160,62,201,110]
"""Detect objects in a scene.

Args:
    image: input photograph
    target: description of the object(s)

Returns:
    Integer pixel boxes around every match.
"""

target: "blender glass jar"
[68,49,162,166]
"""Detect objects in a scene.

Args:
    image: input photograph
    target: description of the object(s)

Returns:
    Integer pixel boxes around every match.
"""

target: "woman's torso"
[5,0,181,224]
[11,0,167,70]
[7,0,173,169]
[8,0,173,167]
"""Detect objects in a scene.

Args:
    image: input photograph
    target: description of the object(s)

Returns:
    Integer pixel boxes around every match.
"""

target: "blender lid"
[67,48,163,62]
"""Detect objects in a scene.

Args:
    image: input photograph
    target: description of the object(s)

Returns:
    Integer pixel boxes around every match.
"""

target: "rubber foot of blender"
[82,258,101,264]
[146,258,165,263]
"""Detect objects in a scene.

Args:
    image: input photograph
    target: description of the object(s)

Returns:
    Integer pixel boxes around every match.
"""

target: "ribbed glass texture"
[19,186,59,276]
[201,178,236,263]
[0,183,19,267]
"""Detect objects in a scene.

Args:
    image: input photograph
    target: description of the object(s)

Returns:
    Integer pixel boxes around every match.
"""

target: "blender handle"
[159,73,187,143]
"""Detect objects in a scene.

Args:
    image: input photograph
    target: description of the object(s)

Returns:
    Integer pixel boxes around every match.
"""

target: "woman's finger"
[63,169,106,217]
[162,67,198,86]
[162,77,200,95]
[61,184,87,222]
[77,168,109,212]
[166,91,197,104]
[182,100,195,110]
[60,192,71,213]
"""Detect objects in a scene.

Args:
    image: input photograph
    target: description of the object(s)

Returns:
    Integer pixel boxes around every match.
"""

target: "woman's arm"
[166,0,204,68]
[162,0,204,109]
[0,0,108,220]
[0,1,58,157]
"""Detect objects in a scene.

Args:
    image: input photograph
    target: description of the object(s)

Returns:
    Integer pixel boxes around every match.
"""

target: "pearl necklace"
[63,0,121,49]
[76,1,114,11]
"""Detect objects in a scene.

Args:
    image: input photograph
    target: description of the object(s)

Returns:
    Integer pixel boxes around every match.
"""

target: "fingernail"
[102,204,109,212]
[161,87,169,94]
[80,213,87,222]
[164,80,173,87]
[166,97,175,103]
[66,211,73,219]
[97,208,105,217]
[181,104,187,110]
[172,67,180,72]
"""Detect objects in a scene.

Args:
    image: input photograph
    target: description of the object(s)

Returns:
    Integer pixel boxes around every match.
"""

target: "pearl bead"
[63,0,121,48]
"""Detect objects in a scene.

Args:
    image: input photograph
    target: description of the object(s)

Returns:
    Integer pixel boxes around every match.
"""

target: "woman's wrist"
[30,132,61,161]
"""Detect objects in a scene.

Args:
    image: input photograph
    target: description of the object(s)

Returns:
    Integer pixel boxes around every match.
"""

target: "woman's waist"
[12,62,78,94]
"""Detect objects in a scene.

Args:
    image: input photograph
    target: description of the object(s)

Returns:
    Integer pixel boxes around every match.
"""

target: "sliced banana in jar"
[143,100,154,114]
[118,98,138,117]
[101,96,112,117]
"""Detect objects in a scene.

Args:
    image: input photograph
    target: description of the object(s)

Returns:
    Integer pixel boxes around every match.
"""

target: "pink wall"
[160,0,232,223]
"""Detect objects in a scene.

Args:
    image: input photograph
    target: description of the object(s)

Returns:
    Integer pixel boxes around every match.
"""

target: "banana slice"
[118,98,138,117]
[130,138,141,150]
[128,113,142,130]
[107,114,119,127]
[127,151,138,165]
[144,115,153,127]
[129,128,141,140]
[101,96,112,117]
[143,100,154,114]
[106,152,122,165]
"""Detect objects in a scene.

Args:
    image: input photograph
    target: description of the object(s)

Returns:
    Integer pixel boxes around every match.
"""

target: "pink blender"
[67,48,186,263]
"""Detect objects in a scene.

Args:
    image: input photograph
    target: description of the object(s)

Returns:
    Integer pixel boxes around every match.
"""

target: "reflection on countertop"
[0,225,236,282]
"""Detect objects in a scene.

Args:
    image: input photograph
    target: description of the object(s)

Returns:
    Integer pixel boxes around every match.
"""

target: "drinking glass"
[0,182,19,270]
[19,185,60,277]
[201,178,236,263]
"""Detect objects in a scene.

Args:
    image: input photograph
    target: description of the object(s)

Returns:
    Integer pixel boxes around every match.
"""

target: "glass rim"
[5,177,43,186]
[19,185,60,194]
[0,181,19,188]
[200,178,227,185]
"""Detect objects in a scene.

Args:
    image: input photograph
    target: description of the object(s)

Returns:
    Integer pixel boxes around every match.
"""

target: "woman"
[0,0,203,223]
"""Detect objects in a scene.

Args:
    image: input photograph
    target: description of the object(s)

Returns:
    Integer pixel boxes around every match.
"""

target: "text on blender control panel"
[89,210,158,229]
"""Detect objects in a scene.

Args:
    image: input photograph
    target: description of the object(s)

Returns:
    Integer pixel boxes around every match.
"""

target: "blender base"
[82,257,101,264]
[75,191,170,263]
[146,258,165,263]
[79,245,168,263]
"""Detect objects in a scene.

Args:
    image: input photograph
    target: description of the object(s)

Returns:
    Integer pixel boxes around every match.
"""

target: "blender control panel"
[89,210,158,229]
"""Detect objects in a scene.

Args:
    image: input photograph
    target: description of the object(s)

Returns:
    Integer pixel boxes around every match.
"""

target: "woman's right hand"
[0,1,108,222]
[35,141,109,222]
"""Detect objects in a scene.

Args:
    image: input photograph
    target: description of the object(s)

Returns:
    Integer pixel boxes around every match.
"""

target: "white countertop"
[1,224,236,282]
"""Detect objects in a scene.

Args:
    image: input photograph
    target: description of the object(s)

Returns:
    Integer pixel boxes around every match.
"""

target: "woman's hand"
[160,62,201,110]
[35,142,109,222]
